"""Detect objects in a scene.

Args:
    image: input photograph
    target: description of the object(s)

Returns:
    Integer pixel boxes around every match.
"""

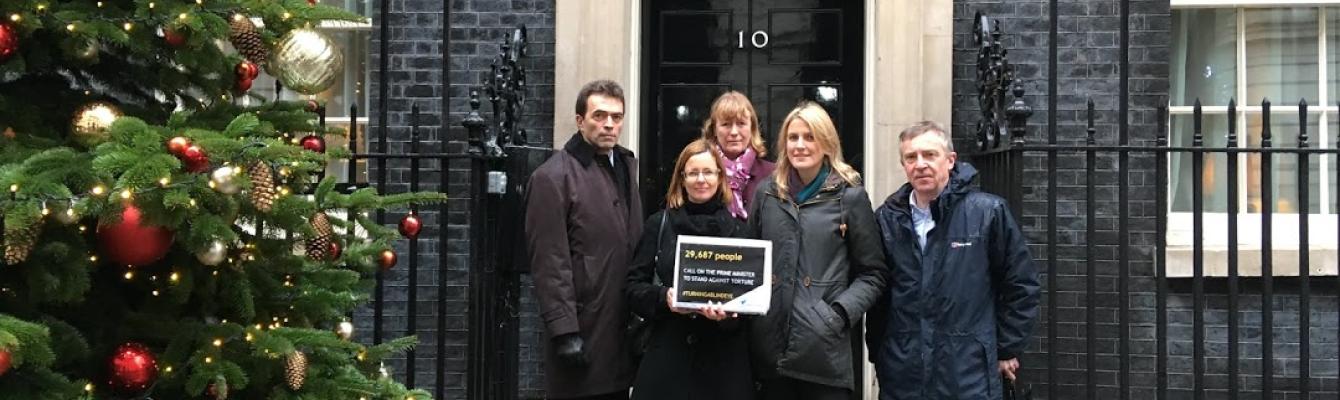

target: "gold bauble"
[267,28,343,95]
[71,101,121,147]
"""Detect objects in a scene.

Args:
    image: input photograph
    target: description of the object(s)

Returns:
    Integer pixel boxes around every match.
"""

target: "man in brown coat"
[525,80,643,400]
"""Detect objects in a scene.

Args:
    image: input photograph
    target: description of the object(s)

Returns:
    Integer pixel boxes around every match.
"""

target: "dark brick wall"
[954,1,1338,399]
[366,0,555,398]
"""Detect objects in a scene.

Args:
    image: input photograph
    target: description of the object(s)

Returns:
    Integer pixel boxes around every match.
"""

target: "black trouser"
[556,391,628,400]
[758,377,850,400]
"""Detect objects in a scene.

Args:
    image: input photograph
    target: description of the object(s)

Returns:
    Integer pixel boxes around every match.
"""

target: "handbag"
[628,212,668,359]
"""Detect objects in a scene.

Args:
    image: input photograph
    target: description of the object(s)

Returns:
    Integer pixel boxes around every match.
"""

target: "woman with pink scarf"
[701,91,776,220]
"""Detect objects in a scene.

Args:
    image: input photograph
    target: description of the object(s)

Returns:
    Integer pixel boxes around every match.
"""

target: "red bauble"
[235,60,259,80]
[304,100,321,112]
[299,135,326,153]
[378,249,397,270]
[328,241,342,259]
[234,77,253,93]
[162,27,186,48]
[181,145,210,172]
[0,23,17,64]
[107,342,158,396]
[97,205,174,266]
[399,213,422,239]
[0,348,11,377]
[166,136,190,155]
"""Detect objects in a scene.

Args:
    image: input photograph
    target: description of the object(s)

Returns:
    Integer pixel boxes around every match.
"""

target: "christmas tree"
[0,1,439,399]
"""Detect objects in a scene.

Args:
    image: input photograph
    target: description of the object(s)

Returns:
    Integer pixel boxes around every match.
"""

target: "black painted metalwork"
[1226,98,1240,400]
[1296,99,1311,398]
[374,0,391,349]
[970,14,1340,399]
[1047,1,1059,396]
[1117,1,1130,397]
[1261,99,1274,399]
[1085,99,1097,400]
[483,27,529,152]
[463,26,542,400]
[1192,99,1205,400]
[1155,105,1169,400]
[975,12,1015,153]
[363,18,539,398]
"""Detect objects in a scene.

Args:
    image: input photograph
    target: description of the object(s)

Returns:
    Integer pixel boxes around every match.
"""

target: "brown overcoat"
[525,133,644,398]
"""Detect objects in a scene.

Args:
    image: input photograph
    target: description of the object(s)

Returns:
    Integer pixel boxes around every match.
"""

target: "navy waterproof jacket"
[867,162,1040,400]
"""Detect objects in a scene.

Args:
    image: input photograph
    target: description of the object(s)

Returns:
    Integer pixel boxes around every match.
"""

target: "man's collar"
[562,132,631,167]
[909,191,928,213]
[909,189,940,212]
[563,133,599,167]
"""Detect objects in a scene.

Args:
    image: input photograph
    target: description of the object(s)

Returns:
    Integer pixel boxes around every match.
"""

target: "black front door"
[639,0,865,213]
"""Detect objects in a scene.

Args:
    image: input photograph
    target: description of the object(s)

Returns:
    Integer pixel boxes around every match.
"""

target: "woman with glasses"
[746,102,889,400]
[625,139,754,400]
[702,91,776,220]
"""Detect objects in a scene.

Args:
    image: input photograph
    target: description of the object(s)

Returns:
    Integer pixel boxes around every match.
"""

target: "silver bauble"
[336,321,354,340]
[196,241,227,266]
[71,101,121,147]
[210,166,241,194]
[267,28,343,95]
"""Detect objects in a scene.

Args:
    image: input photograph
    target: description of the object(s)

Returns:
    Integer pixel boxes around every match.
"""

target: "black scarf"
[669,197,739,237]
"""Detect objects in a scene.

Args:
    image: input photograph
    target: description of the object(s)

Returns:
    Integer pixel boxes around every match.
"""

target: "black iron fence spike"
[1299,100,1309,147]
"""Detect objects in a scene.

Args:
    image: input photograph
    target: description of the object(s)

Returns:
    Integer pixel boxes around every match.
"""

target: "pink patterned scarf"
[717,145,756,219]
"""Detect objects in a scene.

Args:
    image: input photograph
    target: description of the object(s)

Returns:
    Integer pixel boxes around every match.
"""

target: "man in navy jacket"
[868,121,1040,399]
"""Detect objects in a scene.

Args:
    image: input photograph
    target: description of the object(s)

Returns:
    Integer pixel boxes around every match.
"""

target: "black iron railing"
[972,13,1339,400]
[361,18,542,399]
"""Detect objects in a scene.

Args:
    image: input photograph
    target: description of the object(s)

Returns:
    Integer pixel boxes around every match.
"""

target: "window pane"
[1328,8,1340,102]
[321,30,370,118]
[1170,114,1231,212]
[1172,9,1237,106]
[1245,112,1323,213]
[325,0,370,16]
[1245,8,1319,105]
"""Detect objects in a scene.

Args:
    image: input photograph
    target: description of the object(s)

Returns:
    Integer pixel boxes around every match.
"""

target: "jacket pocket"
[932,334,991,399]
[782,298,847,380]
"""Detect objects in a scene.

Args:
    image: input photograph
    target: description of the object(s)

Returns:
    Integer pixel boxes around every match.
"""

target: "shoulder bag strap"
[653,211,668,286]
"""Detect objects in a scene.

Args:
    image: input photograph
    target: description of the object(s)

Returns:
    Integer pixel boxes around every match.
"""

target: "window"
[1170,2,1338,277]
[248,0,371,185]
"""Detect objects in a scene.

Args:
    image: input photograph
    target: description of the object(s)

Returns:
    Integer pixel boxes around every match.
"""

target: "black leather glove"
[552,333,588,367]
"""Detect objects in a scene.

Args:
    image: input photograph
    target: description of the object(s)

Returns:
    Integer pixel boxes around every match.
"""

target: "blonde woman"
[626,139,753,400]
[701,91,776,220]
[746,102,888,400]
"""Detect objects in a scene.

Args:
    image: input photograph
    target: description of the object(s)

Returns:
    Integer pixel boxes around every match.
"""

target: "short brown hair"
[665,139,734,209]
[898,121,953,152]
[575,80,625,116]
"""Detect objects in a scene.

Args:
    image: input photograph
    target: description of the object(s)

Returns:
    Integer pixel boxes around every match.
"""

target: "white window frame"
[1169,1,1340,277]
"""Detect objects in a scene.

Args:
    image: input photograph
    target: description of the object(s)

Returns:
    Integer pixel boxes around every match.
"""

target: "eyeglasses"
[682,169,720,181]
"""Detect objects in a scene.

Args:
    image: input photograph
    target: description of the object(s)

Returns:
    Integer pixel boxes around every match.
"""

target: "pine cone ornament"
[3,224,39,264]
[306,212,335,260]
[247,161,278,212]
[228,16,268,65]
[283,351,307,390]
